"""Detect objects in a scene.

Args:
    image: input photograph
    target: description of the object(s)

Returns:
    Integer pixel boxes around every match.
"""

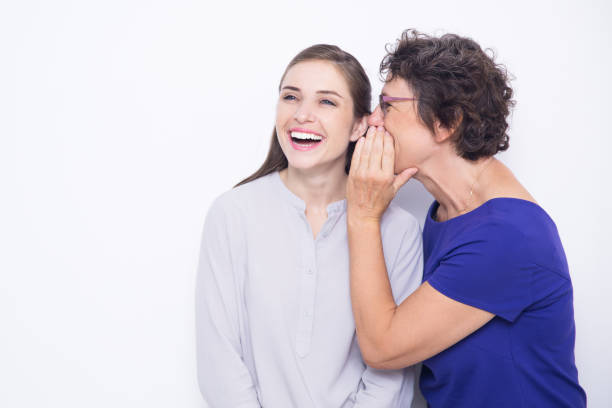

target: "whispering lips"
[288,128,325,151]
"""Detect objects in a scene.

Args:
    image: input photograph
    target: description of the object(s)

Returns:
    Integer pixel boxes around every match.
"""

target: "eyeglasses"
[379,95,417,116]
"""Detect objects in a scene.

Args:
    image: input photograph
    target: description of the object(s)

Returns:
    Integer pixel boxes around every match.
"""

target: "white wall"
[1,0,610,406]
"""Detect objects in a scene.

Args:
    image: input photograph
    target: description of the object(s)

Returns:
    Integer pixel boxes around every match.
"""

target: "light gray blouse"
[196,172,423,407]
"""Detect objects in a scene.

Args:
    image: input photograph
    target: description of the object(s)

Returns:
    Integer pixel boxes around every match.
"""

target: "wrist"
[347,213,381,231]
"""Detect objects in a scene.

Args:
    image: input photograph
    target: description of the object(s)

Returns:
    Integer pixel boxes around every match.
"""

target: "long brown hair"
[235,44,371,187]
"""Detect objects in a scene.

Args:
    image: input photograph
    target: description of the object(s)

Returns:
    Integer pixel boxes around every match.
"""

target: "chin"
[394,164,406,174]
[394,163,417,175]
[285,155,321,171]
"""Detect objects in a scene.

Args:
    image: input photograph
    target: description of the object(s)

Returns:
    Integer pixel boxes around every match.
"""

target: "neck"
[280,161,348,212]
[415,148,495,221]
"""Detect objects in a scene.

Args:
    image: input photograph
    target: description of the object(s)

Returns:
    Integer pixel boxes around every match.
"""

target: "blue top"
[420,198,586,408]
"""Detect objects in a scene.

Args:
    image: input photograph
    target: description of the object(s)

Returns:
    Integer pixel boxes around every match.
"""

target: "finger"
[392,167,418,193]
[382,131,395,175]
[361,126,376,171]
[349,137,365,177]
[369,126,384,171]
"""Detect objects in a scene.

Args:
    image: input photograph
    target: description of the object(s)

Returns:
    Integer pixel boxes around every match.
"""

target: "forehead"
[382,75,414,97]
[281,60,350,94]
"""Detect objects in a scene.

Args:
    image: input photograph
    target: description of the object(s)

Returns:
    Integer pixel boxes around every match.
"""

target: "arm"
[353,217,423,406]
[195,199,261,407]
[346,127,494,370]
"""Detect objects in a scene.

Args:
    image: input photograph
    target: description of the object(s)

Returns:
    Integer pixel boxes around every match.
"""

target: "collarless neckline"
[271,171,347,214]
[428,197,544,225]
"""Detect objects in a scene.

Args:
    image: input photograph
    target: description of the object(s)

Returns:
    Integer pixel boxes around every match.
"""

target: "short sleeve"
[426,223,533,322]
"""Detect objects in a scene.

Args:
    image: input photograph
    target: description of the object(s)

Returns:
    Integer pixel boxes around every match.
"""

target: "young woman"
[346,30,586,407]
[195,45,423,407]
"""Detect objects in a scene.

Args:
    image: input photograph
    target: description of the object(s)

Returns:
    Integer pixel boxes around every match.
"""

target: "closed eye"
[321,99,336,106]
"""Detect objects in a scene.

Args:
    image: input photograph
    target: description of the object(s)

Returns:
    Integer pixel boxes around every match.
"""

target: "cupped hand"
[346,126,418,224]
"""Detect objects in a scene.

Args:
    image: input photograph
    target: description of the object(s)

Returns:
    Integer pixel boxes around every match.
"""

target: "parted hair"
[381,29,515,161]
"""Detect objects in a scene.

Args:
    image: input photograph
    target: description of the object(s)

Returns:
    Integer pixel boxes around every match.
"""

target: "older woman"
[346,30,586,407]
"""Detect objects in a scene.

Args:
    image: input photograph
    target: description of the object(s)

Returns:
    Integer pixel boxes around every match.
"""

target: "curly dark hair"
[381,29,515,161]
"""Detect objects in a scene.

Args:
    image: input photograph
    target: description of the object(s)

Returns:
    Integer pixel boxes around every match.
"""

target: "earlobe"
[350,117,368,142]
[433,122,450,142]
[433,120,456,143]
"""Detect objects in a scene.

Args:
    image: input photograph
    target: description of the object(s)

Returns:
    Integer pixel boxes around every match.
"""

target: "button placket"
[296,216,317,358]
[296,263,317,357]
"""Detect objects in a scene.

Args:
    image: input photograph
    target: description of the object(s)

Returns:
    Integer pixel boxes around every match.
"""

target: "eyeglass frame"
[379,95,418,116]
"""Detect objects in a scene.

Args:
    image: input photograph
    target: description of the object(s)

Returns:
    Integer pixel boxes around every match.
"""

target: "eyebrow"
[281,86,344,98]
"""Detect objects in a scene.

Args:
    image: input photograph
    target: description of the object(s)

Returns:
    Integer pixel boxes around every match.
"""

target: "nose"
[368,105,384,127]
[294,102,316,123]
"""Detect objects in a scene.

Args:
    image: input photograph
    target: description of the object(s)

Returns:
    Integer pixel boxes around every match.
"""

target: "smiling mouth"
[289,131,324,151]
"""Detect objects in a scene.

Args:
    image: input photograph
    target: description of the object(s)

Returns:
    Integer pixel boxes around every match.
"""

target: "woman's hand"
[347,126,418,224]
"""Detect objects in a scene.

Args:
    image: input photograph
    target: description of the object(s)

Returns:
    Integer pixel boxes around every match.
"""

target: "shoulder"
[203,174,278,237]
[459,206,529,262]
[381,202,421,237]
[208,173,276,216]
[488,199,569,277]
[432,199,540,244]
[380,202,422,255]
[423,201,526,270]
[475,199,565,264]
[438,199,566,271]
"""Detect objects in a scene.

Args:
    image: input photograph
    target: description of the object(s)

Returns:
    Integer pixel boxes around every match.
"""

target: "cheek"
[332,110,359,141]
[274,122,285,146]
[275,104,289,126]
[275,108,290,143]
[393,136,406,164]
[391,130,419,169]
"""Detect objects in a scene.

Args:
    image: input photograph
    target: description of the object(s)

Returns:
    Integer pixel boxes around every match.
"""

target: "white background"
[1,0,610,407]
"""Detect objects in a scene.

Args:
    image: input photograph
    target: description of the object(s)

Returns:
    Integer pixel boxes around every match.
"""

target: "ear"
[350,116,368,142]
[433,110,463,143]
[433,121,453,143]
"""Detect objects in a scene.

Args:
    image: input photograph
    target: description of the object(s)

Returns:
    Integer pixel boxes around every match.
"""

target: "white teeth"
[291,131,322,141]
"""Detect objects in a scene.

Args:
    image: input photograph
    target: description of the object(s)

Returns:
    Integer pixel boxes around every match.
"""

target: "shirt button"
[306,268,313,275]
[304,310,312,317]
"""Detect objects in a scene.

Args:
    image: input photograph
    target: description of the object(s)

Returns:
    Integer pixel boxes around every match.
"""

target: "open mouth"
[289,130,324,151]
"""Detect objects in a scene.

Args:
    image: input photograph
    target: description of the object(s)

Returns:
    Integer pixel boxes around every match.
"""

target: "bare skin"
[276,60,367,238]
[346,93,535,368]
[279,166,347,238]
